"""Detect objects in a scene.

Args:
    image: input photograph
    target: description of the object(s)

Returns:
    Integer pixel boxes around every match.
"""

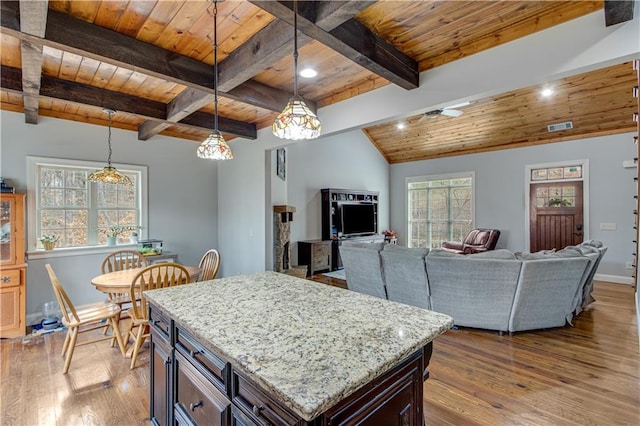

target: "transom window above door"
[531,165,582,181]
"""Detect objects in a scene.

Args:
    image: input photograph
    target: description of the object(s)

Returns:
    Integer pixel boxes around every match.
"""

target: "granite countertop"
[144,271,453,421]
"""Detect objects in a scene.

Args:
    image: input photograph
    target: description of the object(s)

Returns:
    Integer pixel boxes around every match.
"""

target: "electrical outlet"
[626,261,634,270]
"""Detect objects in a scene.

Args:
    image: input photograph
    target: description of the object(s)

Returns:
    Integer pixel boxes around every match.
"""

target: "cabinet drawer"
[0,269,21,288]
[175,351,231,425]
[312,243,330,257]
[149,305,171,340]
[176,325,227,392]
[232,371,299,425]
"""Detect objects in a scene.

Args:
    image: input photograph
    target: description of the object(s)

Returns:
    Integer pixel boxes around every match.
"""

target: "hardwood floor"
[1,280,637,425]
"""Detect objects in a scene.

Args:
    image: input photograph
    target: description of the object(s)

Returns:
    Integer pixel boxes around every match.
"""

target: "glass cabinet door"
[1,198,15,264]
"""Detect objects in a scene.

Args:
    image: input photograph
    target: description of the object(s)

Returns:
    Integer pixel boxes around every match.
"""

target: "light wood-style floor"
[1,280,638,425]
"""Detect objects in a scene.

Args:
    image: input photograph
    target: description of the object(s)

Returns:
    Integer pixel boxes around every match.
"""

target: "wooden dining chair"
[45,264,127,374]
[127,263,191,369]
[101,250,148,299]
[100,250,149,340]
[197,249,220,281]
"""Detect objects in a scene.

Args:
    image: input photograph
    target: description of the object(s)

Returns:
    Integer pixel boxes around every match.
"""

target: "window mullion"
[87,181,98,245]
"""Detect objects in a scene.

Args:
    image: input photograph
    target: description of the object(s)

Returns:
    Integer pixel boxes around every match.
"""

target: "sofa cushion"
[341,241,385,251]
[381,250,430,309]
[427,248,464,258]
[581,240,603,248]
[514,247,583,260]
[468,249,517,260]
[383,244,429,257]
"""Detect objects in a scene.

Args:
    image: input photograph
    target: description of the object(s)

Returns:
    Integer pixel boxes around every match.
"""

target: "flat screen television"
[341,203,376,237]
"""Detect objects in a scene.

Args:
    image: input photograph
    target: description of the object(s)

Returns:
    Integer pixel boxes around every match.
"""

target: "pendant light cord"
[293,0,298,97]
[213,1,219,132]
[107,111,113,167]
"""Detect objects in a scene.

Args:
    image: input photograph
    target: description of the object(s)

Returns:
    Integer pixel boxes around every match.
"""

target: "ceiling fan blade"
[441,109,463,117]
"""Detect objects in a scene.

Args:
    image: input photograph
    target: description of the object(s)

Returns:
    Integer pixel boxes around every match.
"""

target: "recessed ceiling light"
[300,68,317,78]
[397,123,405,130]
[541,88,554,97]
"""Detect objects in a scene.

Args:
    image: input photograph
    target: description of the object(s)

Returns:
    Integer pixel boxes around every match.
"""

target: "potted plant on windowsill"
[100,225,139,246]
[38,234,60,251]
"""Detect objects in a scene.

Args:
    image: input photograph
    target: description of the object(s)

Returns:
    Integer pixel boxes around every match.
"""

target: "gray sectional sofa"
[339,240,606,333]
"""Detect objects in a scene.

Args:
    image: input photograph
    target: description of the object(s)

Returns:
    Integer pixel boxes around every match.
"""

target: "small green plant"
[38,234,60,243]
[99,225,139,237]
[38,234,60,250]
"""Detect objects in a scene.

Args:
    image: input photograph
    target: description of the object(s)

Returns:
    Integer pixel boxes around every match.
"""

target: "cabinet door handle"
[189,349,201,358]
[189,400,203,412]
[252,405,265,417]
[1,276,10,283]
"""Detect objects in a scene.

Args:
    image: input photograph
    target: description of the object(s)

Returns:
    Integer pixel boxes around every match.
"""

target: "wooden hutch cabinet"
[0,193,26,338]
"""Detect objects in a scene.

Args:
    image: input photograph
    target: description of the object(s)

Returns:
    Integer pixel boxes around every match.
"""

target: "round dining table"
[91,265,201,294]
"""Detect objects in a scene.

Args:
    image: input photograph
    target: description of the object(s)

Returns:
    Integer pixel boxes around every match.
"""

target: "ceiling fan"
[419,101,471,121]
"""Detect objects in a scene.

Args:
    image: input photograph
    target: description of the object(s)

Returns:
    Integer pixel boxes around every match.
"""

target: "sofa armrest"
[442,241,464,251]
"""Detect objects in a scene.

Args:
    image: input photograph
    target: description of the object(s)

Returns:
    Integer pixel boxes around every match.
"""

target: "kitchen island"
[144,271,453,425]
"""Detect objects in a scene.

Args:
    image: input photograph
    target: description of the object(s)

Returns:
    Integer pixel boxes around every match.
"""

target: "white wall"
[286,130,390,266]
[389,133,636,279]
[0,110,218,321]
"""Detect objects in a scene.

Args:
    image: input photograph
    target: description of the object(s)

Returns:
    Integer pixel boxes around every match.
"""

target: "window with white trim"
[27,157,147,252]
[407,172,474,248]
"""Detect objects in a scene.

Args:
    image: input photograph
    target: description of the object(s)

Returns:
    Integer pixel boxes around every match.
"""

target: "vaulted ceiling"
[0,1,636,163]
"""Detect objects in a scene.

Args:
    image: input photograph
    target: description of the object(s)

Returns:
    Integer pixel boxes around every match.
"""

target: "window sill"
[27,243,139,260]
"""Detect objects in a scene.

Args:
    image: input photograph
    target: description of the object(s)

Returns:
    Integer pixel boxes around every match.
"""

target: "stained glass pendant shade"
[88,109,133,186]
[197,130,233,160]
[197,1,233,160]
[272,1,321,140]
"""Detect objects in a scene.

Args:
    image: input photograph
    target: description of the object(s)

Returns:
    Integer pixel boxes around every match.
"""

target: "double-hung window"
[27,157,147,252]
[407,172,474,248]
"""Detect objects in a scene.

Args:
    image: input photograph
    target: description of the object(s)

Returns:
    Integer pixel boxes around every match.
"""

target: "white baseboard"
[594,273,633,285]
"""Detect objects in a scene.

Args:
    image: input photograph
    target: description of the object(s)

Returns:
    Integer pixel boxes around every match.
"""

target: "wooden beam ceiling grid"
[252,39,391,108]
[0,1,631,160]
[47,1,275,65]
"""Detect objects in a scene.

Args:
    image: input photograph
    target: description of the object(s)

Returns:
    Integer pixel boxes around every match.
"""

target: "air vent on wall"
[547,121,573,132]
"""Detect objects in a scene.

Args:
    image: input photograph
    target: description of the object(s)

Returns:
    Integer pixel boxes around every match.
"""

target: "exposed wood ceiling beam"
[604,1,634,26]
[217,1,375,93]
[142,1,374,141]
[18,0,47,124]
[0,65,257,140]
[249,0,419,90]
[0,1,291,113]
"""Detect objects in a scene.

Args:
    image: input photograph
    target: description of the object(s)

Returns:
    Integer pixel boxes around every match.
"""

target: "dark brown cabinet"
[297,240,331,276]
[150,308,173,426]
[149,303,432,426]
[321,188,379,241]
[175,351,231,425]
[320,189,381,271]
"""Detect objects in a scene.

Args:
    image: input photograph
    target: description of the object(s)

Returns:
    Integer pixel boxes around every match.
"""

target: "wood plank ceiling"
[0,0,634,163]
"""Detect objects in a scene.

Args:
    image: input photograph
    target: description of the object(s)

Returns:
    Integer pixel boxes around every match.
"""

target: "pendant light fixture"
[88,109,133,186]
[272,0,321,140]
[197,0,233,160]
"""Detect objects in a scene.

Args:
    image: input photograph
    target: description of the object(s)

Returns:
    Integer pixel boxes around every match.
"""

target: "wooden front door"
[530,181,583,252]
